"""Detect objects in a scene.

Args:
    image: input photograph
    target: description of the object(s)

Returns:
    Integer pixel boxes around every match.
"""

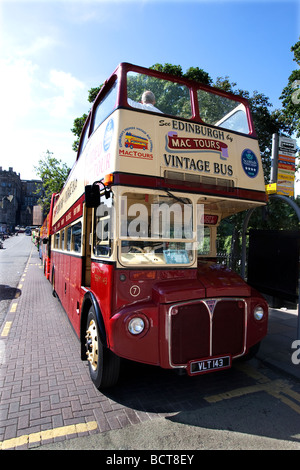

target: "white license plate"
[189,355,231,375]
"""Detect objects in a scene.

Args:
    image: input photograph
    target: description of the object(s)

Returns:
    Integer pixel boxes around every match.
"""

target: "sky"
[0,0,299,193]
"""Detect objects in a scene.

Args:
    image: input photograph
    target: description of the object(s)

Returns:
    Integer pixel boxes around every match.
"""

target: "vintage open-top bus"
[46,63,268,389]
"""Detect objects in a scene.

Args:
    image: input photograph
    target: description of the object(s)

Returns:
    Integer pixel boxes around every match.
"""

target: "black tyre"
[85,306,120,389]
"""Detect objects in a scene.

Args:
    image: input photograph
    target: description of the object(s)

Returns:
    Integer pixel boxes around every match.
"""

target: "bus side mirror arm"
[85,184,101,208]
[85,180,112,207]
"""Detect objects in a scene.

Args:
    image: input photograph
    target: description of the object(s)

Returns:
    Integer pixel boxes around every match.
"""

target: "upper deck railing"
[76,63,265,197]
[77,62,257,159]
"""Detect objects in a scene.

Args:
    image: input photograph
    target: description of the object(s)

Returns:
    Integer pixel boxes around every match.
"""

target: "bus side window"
[197,89,250,134]
[66,227,72,251]
[92,79,118,132]
[54,232,60,249]
[61,229,65,251]
[72,222,82,253]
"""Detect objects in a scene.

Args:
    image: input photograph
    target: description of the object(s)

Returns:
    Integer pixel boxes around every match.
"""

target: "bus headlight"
[254,306,264,321]
[128,317,145,335]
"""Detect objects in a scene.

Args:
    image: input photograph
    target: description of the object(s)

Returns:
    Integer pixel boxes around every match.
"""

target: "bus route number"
[130,285,141,297]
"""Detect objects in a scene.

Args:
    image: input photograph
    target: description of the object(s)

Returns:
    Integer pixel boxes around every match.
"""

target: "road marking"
[234,362,269,384]
[10,303,17,313]
[204,364,300,415]
[0,421,98,450]
[1,322,12,337]
[204,382,269,403]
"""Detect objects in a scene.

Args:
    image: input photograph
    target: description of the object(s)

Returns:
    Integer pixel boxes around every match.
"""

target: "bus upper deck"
[53,63,266,228]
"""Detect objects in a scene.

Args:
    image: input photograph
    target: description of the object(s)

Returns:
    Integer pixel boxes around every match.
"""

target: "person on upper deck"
[128,90,162,113]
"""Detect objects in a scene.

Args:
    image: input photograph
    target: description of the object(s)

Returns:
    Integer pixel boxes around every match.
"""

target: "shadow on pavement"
[0,284,21,301]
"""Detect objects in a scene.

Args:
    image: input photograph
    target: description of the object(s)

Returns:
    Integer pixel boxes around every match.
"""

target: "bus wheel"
[85,306,120,389]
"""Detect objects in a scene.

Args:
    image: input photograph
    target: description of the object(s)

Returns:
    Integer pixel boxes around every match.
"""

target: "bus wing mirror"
[85,184,100,208]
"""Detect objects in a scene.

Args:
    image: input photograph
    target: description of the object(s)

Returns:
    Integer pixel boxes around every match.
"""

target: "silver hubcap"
[85,319,98,371]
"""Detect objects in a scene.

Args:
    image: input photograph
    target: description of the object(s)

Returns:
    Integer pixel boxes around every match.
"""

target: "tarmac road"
[0,234,33,326]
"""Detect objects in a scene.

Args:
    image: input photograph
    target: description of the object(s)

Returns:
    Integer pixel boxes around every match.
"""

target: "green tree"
[205,78,293,270]
[280,38,300,138]
[279,37,300,176]
[34,150,70,213]
[71,114,88,152]
[215,38,300,272]
[150,62,183,77]
[150,63,212,85]
[185,66,212,85]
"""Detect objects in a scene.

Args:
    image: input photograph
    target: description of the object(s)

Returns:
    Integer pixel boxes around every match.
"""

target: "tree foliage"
[279,38,300,138]
[34,150,70,213]
[150,63,212,86]
[71,114,88,152]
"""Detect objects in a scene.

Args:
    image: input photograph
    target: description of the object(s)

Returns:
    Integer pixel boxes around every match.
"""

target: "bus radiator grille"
[170,299,245,365]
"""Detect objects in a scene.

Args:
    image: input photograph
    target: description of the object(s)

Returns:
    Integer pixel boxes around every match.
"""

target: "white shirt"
[128,98,162,113]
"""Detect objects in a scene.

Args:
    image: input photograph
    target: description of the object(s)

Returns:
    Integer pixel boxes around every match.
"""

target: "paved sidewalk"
[0,248,157,449]
[0,246,299,450]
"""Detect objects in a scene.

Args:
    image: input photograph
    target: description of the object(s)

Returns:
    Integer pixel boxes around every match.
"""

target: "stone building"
[20,179,44,227]
[0,166,44,232]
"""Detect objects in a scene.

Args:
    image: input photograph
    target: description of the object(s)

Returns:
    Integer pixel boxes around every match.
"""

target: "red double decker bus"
[124,132,148,150]
[44,63,268,389]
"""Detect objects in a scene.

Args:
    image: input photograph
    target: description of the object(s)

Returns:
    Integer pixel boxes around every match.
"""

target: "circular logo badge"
[241,149,259,178]
[103,119,114,152]
[130,285,140,297]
